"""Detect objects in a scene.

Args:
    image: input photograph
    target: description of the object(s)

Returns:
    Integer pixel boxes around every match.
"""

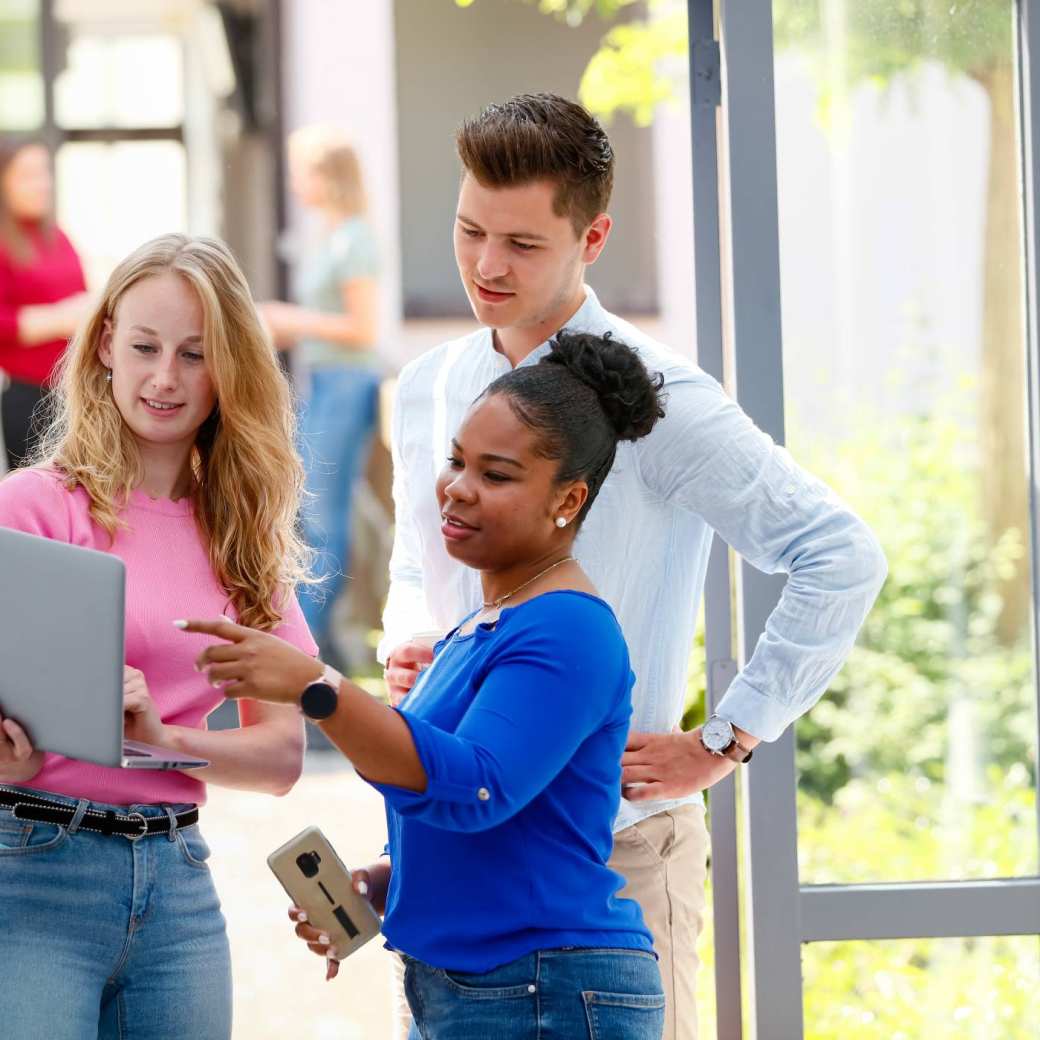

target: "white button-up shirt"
[380,288,887,831]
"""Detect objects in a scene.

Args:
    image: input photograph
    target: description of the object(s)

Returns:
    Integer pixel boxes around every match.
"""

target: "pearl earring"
[555,517,567,529]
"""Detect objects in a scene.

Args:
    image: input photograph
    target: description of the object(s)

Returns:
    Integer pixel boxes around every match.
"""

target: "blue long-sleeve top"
[366,590,655,972]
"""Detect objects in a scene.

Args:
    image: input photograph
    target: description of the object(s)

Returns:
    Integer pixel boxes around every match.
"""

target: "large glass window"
[773,0,1039,886]
[54,32,183,129]
[55,141,187,286]
[0,0,43,129]
[802,936,1040,1038]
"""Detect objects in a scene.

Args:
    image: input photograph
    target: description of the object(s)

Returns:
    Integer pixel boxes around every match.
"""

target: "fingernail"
[319,933,330,945]
[211,680,222,689]
[172,619,187,629]
[297,910,308,922]
[356,880,369,896]
[327,948,341,960]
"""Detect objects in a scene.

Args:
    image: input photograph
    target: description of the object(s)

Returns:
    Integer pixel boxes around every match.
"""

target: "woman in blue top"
[181,330,668,1039]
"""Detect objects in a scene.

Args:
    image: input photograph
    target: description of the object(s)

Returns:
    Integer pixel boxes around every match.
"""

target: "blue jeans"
[0,790,232,1039]
[297,365,381,651]
[403,948,665,1040]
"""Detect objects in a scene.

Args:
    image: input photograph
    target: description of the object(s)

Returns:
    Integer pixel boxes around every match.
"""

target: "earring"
[105,370,112,383]
[555,517,567,529]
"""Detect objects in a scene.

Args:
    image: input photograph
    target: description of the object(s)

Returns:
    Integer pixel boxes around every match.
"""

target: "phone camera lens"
[296,851,321,878]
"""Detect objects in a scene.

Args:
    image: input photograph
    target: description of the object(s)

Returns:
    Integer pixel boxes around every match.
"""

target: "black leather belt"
[0,786,198,841]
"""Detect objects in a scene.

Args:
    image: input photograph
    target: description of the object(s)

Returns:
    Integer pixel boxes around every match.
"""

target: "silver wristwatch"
[699,715,753,764]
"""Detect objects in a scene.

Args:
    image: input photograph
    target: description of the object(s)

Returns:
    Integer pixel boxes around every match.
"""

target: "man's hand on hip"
[384,636,437,706]
[621,726,757,801]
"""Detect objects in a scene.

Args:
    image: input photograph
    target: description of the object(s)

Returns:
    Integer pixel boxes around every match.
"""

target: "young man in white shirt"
[380,93,887,1040]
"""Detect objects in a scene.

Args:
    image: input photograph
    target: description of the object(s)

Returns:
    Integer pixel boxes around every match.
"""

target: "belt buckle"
[122,812,149,842]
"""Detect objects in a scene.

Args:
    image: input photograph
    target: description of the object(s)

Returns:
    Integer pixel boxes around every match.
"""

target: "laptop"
[0,526,208,770]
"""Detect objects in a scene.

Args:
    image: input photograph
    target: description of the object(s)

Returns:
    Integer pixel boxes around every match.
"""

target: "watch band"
[722,735,753,764]
[321,663,343,690]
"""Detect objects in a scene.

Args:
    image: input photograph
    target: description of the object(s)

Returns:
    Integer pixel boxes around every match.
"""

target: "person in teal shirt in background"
[260,125,382,671]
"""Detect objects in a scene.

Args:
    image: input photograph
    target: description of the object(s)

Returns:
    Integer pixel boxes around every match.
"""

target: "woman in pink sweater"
[0,234,316,1038]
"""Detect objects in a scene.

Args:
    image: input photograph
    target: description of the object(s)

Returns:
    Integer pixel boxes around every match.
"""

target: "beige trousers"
[610,803,710,1040]
[390,803,710,1040]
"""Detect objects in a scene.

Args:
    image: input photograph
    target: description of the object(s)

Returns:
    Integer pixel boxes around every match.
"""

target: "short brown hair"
[456,93,614,235]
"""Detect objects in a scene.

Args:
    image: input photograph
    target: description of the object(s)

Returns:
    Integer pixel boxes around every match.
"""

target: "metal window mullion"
[717,1,804,1037]
[39,0,58,149]
[686,2,744,1038]
[1017,0,1040,863]
[801,878,1040,942]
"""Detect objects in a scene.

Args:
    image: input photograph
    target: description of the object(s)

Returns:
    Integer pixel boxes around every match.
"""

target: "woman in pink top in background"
[0,234,316,1039]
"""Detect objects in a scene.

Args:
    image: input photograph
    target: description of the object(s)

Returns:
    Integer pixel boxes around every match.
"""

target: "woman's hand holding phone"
[287,859,391,981]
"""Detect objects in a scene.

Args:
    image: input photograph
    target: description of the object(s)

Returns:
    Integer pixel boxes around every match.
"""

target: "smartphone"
[267,826,381,961]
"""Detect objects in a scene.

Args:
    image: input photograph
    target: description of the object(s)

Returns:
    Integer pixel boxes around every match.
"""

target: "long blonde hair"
[35,233,312,631]
[289,125,367,216]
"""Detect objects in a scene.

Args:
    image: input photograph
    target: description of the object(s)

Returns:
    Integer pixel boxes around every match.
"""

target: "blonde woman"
[259,125,381,670]
[0,233,316,1039]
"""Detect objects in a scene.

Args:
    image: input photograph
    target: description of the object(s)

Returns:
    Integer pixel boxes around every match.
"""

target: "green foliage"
[681,620,707,732]
[454,0,684,122]
[791,407,1036,811]
[696,771,1039,1035]
[774,0,1012,88]
[579,3,688,125]
[797,777,1039,1036]
[802,930,1040,1037]
[453,0,639,26]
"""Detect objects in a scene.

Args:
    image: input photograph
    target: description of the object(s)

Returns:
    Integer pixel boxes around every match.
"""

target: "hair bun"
[544,330,666,442]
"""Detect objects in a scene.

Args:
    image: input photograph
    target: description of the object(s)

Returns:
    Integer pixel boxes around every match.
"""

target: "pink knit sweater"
[0,467,317,805]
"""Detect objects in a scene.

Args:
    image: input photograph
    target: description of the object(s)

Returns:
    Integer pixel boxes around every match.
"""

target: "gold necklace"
[482,556,576,610]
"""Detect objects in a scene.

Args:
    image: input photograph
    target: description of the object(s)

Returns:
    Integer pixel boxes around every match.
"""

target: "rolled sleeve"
[371,710,498,822]
[638,375,888,740]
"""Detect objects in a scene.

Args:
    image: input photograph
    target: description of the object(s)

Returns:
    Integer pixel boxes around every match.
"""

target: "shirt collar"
[479,285,608,370]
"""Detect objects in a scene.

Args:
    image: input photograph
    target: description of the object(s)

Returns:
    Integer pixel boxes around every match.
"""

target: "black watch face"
[301,681,337,720]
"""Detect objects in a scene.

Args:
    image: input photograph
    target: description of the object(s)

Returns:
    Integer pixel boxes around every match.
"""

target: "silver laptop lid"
[0,526,125,767]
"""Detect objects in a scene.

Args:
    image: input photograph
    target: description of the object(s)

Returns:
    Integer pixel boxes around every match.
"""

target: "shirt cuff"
[368,709,494,814]
[713,676,793,743]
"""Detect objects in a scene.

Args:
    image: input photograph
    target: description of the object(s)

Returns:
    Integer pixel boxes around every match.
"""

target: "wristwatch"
[699,715,753,764]
[299,663,343,721]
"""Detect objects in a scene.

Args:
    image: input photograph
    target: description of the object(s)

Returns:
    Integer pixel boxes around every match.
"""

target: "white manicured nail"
[172,620,188,629]
[318,933,330,945]
[297,910,308,922]
[356,880,369,896]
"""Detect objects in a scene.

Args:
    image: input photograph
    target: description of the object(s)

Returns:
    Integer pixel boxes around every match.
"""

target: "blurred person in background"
[0,234,315,1039]
[0,136,90,471]
[259,125,382,673]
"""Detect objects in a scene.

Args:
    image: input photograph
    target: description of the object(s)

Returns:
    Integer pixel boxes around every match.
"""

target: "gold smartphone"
[267,826,381,960]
